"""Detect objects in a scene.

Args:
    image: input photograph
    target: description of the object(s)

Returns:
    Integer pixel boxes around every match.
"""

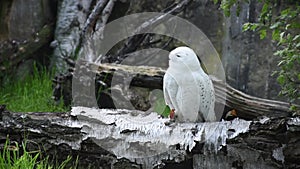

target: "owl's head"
[168,46,202,71]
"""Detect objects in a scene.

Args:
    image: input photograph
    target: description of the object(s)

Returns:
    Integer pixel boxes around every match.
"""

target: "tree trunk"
[0,106,299,169]
[51,0,93,72]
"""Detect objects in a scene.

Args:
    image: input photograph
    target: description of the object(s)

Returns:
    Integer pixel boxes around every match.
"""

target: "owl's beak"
[168,52,176,61]
[168,53,172,59]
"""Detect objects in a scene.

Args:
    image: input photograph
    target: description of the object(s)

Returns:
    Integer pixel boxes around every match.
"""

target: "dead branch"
[96,0,116,32]
[115,0,192,60]
[81,0,110,40]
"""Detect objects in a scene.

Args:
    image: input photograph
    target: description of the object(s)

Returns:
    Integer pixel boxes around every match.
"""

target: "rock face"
[0,0,56,41]
[221,2,282,101]
[185,1,282,101]
[0,0,57,79]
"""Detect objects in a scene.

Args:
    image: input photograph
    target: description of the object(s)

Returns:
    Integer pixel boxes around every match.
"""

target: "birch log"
[0,105,299,169]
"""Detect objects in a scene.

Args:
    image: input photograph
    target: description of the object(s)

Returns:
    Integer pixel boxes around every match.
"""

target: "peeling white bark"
[51,0,92,72]
[70,106,250,168]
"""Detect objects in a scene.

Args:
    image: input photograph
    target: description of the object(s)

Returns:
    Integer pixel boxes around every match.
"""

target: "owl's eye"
[176,54,181,57]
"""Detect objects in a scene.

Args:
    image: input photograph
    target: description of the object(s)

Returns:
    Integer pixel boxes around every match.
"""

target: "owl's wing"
[206,79,216,122]
[163,72,179,111]
[197,74,216,122]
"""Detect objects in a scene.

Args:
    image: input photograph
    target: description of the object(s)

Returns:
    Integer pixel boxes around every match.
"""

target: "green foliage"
[0,138,77,169]
[215,0,300,104]
[153,96,170,117]
[161,105,171,118]
[0,65,69,112]
[214,0,250,17]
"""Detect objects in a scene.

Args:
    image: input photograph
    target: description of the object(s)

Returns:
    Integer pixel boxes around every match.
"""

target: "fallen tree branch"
[88,62,295,119]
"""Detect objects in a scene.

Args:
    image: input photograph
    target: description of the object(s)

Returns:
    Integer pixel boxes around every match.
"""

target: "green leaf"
[220,0,238,17]
[281,8,290,15]
[271,71,278,76]
[279,32,286,43]
[298,74,300,81]
[290,22,300,29]
[272,29,280,41]
[270,22,281,29]
[290,105,297,111]
[286,60,294,69]
[224,9,231,17]
[293,35,300,41]
[259,29,267,39]
[213,0,219,4]
[277,75,286,85]
[280,8,290,19]
[162,105,171,117]
[250,24,259,31]
[277,60,286,66]
[286,33,292,41]
[261,3,269,14]
[242,23,251,31]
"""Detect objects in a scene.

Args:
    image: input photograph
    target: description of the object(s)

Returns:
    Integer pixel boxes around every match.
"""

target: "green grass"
[0,67,75,168]
[0,66,68,112]
[0,139,77,169]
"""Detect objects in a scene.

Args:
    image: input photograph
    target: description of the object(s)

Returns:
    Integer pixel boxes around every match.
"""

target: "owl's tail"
[205,105,217,122]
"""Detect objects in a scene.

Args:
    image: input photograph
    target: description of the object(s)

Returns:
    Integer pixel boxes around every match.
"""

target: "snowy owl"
[163,46,216,122]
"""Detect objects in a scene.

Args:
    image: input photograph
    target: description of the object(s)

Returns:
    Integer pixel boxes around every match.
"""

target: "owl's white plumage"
[163,46,216,122]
